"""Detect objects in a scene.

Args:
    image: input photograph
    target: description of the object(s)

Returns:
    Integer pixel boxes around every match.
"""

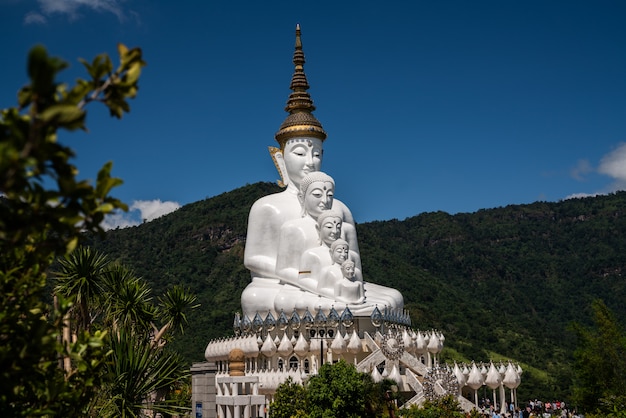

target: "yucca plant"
[54,246,198,416]
[94,329,190,418]
[102,264,156,335]
[55,246,111,333]
[152,285,200,347]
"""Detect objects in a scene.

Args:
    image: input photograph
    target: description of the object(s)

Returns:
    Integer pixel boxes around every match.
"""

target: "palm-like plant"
[152,285,200,347]
[54,246,198,416]
[94,329,190,418]
[55,246,110,333]
[103,264,156,335]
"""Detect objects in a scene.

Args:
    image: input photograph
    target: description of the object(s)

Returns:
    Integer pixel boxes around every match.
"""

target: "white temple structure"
[192,25,521,418]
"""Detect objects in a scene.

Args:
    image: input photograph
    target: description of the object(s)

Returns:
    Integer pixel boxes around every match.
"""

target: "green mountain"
[93,183,626,402]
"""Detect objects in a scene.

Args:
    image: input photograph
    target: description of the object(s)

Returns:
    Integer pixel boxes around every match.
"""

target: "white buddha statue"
[241,139,356,317]
[317,239,352,298]
[275,171,336,285]
[242,161,403,316]
[333,260,365,304]
[299,210,363,289]
[312,237,400,309]
[240,24,402,318]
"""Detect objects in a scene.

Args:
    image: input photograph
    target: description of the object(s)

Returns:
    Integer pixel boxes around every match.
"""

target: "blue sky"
[2,0,625,228]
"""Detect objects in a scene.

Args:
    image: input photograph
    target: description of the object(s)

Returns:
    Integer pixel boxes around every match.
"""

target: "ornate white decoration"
[293,333,310,357]
[422,366,460,401]
[331,331,346,354]
[485,362,501,390]
[371,365,383,383]
[277,333,293,356]
[402,329,413,353]
[453,362,466,389]
[381,329,404,360]
[503,362,521,389]
[260,334,276,357]
[388,364,403,385]
[347,330,361,354]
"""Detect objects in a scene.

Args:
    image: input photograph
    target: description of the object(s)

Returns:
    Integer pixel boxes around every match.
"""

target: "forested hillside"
[92,183,626,402]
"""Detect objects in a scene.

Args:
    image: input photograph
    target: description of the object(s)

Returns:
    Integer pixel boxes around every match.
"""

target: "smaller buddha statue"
[334,260,365,304]
[298,210,362,292]
[317,240,364,304]
[275,171,336,285]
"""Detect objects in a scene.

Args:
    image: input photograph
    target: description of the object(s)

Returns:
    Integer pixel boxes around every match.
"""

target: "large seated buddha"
[240,25,403,319]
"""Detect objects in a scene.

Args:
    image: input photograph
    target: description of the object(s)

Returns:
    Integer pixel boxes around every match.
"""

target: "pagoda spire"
[275,24,327,147]
[286,24,315,114]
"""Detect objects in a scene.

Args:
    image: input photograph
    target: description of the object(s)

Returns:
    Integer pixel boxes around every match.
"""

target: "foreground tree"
[269,377,307,418]
[96,329,190,417]
[54,247,198,416]
[306,360,368,418]
[55,247,199,344]
[398,395,466,418]
[55,246,111,335]
[0,44,144,416]
[270,360,397,418]
[571,299,626,415]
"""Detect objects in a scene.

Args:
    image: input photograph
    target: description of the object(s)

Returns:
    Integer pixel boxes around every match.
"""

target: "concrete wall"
[191,361,217,418]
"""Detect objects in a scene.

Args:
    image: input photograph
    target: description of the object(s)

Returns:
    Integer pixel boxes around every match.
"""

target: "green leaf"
[95,161,124,199]
[85,53,113,81]
[124,62,142,84]
[64,79,92,105]
[39,104,86,129]
[27,45,52,94]
[17,86,33,108]
[66,237,79,254]
[27,45,68,98]
[95,203,115,213]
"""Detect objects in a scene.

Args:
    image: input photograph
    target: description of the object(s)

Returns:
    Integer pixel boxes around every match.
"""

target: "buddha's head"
[330,239,349,265]
[273,26,327,189]
[341,260,356,280]
[316,210,343,246]
[281,137,323,189]
[298,171,334,219]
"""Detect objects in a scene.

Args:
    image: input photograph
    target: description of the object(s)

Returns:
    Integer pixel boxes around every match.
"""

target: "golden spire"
[275,24,327,148]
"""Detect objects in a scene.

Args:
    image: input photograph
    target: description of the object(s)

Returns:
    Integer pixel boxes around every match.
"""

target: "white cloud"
[24,11,47,25]
[102,199,181,230]
[566,142,626,200]
[564,192,600,200]
[28,0,126,23]
[131,200,181,222]
[598,142,626,190]
[101,210,140,230]
[569,159,592,181]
